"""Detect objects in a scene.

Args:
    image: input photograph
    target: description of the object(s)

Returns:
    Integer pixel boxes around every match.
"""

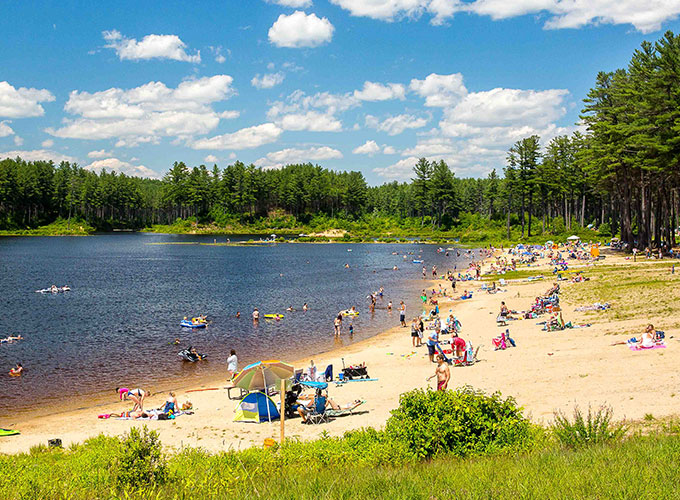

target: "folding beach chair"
[325,400,366,418]
[323,364,333,382]
[306,395,330,424]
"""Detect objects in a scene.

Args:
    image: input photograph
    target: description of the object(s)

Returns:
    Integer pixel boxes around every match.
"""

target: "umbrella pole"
[263,368,271,423]
[280,378,285,444]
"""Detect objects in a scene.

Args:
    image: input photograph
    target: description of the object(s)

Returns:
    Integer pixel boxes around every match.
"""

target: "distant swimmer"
[303,303,308,311]
[393,265,399,271]
[9,363,22,377]
[236,311,241,318]
[286,306,295,312]
[344,263,350,269]
[252,308,260,321]
[387,300,393,311]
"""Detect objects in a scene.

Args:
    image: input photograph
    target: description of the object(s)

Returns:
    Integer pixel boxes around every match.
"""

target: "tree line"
[2,30,680,247]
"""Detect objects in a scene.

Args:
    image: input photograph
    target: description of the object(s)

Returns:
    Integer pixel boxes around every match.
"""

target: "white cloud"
[268,11,334,48]
[85,157,161,179]
[102,30,200,62]
[279,111,343,132]
[41,139,54,148]
[13,136,23,146]
[0,81,55,118]
[228,152,237,160]
[440,88,568,130]
[401,137,455,157]
[254,145,342,168]
[0,121,14,137]
[0,149,77,164]
[410,73,467,107]
[88,149,112,159]
[353,140,381,155]
[365,113,429,135]
[383,145,397,154]
[267,90,358,132]
[192,123,283,150]
[251,72,286,89]
[331,0,680,32]
[354,81,406,101]
[373,156,421,179]
[210,46,228,63]
[204,154,219,163]
[215,54,227,63]
[47,76,235,144]
[266,0,313,6]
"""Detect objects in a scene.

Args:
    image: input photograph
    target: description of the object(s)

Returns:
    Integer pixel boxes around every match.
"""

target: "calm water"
[0,234,475,418]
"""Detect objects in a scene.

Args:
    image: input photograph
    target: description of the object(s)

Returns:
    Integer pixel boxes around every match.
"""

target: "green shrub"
[552,405,626,448]
[115,426,169,487]
[598,222,611,236]
[385,386,532,459]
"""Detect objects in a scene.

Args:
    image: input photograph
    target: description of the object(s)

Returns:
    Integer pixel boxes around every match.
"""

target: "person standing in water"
[334,314,342,336]
[399,301,406,327]
[227,349,238,381]
[252,308,260,322]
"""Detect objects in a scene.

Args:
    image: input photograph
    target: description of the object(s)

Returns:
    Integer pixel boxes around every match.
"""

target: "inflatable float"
[178,347,207,362]
[412,259,424,264]
[36,286,70,294]
[180,320,207,328]
[340,310,359,317]
[264,314,284,320]
[0,428,19,437]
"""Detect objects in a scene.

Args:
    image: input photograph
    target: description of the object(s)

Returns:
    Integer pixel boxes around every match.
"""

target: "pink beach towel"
[628,344,666,351]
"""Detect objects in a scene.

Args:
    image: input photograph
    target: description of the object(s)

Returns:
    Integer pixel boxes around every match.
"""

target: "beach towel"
[629,344,666,351]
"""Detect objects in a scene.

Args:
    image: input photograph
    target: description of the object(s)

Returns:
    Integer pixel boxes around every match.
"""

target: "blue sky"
[2,0,680,184]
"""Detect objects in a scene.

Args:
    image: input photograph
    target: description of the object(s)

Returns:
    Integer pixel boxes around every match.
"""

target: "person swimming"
[9,363,22,377]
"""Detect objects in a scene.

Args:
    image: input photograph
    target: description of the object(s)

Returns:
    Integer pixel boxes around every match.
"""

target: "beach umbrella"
[567,235,580,241]
[233,360,294,392]
[233,360,294,432]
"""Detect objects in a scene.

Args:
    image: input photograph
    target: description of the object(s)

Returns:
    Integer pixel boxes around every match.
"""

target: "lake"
[0,233,476,418]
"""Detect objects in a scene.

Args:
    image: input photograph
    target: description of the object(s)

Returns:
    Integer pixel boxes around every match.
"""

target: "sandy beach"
[1,247,677,455]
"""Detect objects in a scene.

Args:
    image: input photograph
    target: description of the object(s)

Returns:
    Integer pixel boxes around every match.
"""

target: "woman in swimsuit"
[117,387,147,411]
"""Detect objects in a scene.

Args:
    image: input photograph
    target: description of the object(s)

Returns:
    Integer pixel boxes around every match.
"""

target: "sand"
[1,248,676,455]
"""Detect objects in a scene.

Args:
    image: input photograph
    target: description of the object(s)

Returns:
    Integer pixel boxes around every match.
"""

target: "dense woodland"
[3,31,680,247]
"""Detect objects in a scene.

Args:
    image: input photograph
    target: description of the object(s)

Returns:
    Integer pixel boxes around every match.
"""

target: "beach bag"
[158,413,169,421]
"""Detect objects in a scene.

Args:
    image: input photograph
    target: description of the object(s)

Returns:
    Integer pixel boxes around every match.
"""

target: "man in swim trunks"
[427,355,450,391]
[426,328,438,363]
[399,301,406,327]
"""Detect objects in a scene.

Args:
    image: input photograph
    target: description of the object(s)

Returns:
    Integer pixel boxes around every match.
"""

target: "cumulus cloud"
[0,149,77,164]
[440,88,569,131]
[102,30,200,62]
[254,145,342,169]
[192,123,283,150]
[383,145,397,154]
[13,136,23,146]
[401,137,455,157]
[0,81,55,118]
[41,139,54,148]
[268,11,334,48]
[87,149,112,158]
[352,140,381,155]
[251,72,286,89]
[0,121,14,137]
[331,0,680,32]
[47,75,236,145]
[354,81,406,101]
[266,0,313,6]
[267,90,358,132]
[365,113,429,136]
[204,154,219,163]
[85,157,161,179]
[410,73,467,107]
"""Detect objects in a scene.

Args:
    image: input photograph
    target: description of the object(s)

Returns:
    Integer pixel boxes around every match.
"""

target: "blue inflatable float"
[180,320,207,328]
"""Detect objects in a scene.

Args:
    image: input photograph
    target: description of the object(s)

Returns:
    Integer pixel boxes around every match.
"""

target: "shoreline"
[4,247,678,456]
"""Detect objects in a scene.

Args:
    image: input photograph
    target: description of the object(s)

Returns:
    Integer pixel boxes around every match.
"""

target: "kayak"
[0,428,19,436]
[180,320,207,328]
[264,314,284,320]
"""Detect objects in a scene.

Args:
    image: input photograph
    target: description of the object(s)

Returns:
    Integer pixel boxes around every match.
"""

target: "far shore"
[2,245,675,456]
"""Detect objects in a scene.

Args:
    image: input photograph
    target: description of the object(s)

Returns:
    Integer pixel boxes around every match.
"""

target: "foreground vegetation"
[0,387,670,499]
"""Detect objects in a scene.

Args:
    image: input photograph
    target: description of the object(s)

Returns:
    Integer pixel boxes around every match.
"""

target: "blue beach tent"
[233,391,280,423]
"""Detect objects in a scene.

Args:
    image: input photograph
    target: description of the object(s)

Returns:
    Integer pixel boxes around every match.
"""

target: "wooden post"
[280,378,285,444]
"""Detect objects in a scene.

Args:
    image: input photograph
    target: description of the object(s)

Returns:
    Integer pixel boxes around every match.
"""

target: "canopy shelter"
[232,360,294,432]
[233,391,280,423]
[567,235,581,241]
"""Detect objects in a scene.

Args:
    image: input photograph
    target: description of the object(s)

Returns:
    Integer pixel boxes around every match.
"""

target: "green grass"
[0,218,95,236]
[2,432,680,499]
